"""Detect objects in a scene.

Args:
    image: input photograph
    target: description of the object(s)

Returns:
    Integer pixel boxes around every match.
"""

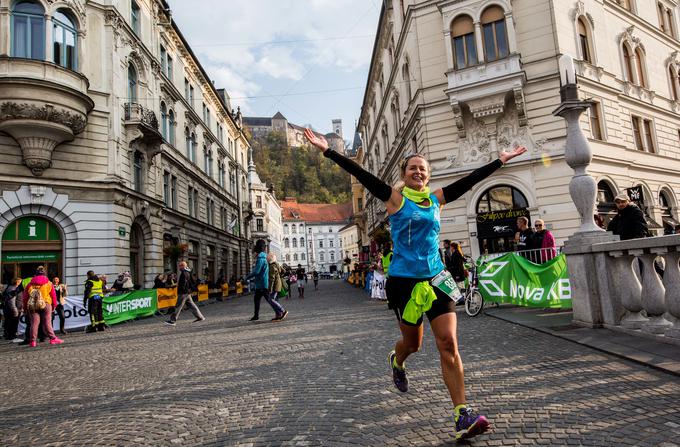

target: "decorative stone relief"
[462,118,492,164]
[47,0,87,29]
[30,185,46,204]
[451,100,465,138]
[0,102,86,134]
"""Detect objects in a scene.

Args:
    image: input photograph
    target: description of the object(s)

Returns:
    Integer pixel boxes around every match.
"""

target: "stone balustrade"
[585,234,680,339]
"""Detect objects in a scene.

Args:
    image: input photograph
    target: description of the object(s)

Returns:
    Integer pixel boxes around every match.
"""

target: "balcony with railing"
[0,57,94,176]
[123,103,163,158]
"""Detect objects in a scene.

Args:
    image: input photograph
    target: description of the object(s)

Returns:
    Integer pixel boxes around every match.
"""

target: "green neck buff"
[402,186,431,203]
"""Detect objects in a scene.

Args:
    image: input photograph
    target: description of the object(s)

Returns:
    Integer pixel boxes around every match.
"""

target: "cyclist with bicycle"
[304,127,526,441]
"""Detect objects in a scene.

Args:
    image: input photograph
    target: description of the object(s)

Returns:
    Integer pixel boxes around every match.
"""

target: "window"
[635,48,646,88]
[170,175,177,209]
[452,15,477,69]
[615,0,633,11]
[284,224,289,233]
[220,207,227,230]
[206,198,214,225]
[218,162,225,187]
[293,238,298,248]
[632,116,644,151]
[301,253,306,261]
[256,195,262,208]
[160,45,166,73]
[256,219,263,232]
[402,63,412,100]
[12,1,45,60]
[300,237,304,246]
[190,133,197,162]
[53,10,77,70]
[168,110,175,145]
[166,54,173,80]
[161,102,168,140]
[188,187,199,218]
[133,151,143,192]
[358,197,363,211]
[309,227,312,233]
[631,116,655,153]
[330,240,334,248]
[320,252,325,262]
[128,64,138,103]
[163,172,170,206]
[666,9,675,38]
[319,240,323,248]
[131,0,140,35]
[286,254,290,262]
[589,102,603,140]
[229,167,236,195]
[659,3,667,33]
[643,119,656,153]
[329,228,333,232]
[669,66,679,100]
[481,6,509,62]
[622,44,634,83]
[476,185,528,213]
[190,85,195,106]
[294,254,298,261]
[184,78,190,100]
[284,238,289,248]
[391,101,400,138]
[292,224,297,234]
[309,241,312,248]
[330,252,335,262]
[577,18,592,64]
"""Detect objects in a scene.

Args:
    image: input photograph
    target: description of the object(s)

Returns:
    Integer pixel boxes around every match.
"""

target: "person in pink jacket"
[22,266,63,347]
[533,219,557,263]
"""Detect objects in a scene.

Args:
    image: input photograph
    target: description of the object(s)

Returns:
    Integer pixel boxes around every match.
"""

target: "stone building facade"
[0,0,252,292]
[359,0,680,258]
[249,152,283,261]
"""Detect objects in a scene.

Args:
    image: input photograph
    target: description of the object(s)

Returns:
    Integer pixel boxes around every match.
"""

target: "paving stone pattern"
[1,281,679,446]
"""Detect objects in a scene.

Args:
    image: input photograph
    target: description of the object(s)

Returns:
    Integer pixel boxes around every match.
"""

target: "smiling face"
[401,155,430,191]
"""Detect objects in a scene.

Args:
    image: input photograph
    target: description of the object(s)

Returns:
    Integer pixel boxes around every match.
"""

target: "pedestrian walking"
[312,270,319,290]
[84,271,106,333]
[51,277,68,335]
[22,266,63,347]
[247,239,269,321]
[607,193,648,240]
[3,277,22,341]
[305,127,526,441]
[165,261,205,326]
[295,264,305,298]
[267,253,289,321]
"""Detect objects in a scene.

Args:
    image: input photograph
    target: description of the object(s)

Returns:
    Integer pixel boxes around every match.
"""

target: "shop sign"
[1,251,60,262]
[475,208,530,238]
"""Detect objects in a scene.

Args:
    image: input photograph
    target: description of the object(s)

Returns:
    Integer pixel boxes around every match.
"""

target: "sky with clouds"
[170,0,382,141]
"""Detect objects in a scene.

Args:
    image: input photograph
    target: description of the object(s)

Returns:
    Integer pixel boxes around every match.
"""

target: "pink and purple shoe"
[455,406,490,440]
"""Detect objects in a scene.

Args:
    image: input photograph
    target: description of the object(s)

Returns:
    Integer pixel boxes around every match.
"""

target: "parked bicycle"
[458,256,485,317]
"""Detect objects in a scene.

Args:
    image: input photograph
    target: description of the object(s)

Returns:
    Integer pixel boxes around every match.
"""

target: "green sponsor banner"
[103,289,157,325]
[477,253,572,309]
[2,251,60,262]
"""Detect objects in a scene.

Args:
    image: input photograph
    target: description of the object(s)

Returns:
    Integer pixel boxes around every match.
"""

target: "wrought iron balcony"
[123,103,162,156]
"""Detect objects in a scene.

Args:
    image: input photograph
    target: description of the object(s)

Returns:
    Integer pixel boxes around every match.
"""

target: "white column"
[505,13,518,54]
[45,15,54,63]
[474,22,485,64]
[443,30,454,71]
[0,9,10,55]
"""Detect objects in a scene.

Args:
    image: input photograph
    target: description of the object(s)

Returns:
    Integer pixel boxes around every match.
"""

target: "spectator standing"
[266,253,288,321]
[83,271,105,333]
[515,217,535,260]
[607,194,648,240]
[51,277,68,335]
[153,273,167,289]
[23,266,63,347]
[3,277,22,341]
[532,219,557,263]
[312,270,319,290]
[295,264,306,299]
[246,239,269,321]
[165,261,204,326]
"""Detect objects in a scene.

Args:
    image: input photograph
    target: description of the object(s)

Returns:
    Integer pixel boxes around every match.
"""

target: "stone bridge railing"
[567,234,680,340]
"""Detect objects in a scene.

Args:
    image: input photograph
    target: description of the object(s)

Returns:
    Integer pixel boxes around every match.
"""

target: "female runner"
[304,128,526,441]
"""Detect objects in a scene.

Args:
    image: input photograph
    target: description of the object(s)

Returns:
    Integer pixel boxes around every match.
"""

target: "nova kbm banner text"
[103,290,157,325]
[477,253,572,308]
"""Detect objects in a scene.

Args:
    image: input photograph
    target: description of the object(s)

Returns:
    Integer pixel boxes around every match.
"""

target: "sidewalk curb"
[484,308,680,378]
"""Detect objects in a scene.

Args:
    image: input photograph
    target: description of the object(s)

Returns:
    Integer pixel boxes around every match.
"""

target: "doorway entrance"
[1,217,62,284]
[475,185,529,255]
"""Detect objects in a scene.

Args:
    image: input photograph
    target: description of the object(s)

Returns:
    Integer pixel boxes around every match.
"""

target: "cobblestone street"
[1,280,679,446]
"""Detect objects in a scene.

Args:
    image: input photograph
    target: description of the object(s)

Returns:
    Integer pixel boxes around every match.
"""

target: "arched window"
[285,254,290,262]
[284,224,289,233]
[481,6,509,62]
[300,237,304,246]
[320,252,325,262]
[301,253,306,261]
[53,9,77,70]
[622,44,634,83]
[284,238,289,248]
[293,238,298,248]
[203,145,209,173]
[635,48,646,88]
[168,109,176,144]
[391,100,399,138]
[128,63,138,103]
[577,18,592,64]
[191,133,197,162]
[596,181,616,219]
[452,15,477,69]
[476,185,528,213]
[293,253,298,261]
[669,66,679,101]
[402,63,412,100]
[161,102,168,140]
[292,224,297,234]
[11,1,45,60]
[133,151,144,192]
[185,128,191,159]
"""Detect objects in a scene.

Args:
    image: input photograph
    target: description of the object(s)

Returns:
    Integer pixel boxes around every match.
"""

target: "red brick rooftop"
[280,198,352,223]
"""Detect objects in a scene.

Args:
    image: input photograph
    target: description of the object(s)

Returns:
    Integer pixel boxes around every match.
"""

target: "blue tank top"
[388,193,446,279]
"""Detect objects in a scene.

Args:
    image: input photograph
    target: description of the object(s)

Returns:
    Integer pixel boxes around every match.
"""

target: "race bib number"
[430,270,462,301]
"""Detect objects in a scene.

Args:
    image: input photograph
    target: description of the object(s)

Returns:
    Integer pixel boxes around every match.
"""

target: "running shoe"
[193,317,205,323]
[388,350,408,392]
[49,338,64,345]
[164,320,176,326]
[279,310,288,321]
[29,341,37,348]
[455,407,490,440]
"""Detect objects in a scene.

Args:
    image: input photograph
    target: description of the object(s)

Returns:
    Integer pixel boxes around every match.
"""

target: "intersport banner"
[477,253,572,309]
[103,289,157,325]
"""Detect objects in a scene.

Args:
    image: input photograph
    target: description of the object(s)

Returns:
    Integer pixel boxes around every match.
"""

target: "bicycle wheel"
[465,290,484,317]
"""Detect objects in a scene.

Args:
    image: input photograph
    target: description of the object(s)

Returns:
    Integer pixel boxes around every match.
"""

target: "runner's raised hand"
[304,128,329,152]
[499,145,527,164]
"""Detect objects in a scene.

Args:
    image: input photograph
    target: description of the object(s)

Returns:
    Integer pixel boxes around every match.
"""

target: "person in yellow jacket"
[83,270,105,333]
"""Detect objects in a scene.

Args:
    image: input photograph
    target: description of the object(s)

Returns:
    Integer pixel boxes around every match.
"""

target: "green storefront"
[1,217,62,283]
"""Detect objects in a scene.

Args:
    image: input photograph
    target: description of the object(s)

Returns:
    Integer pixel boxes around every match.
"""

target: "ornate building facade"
[249,150,283,261]
[0,0,253,292]
[359,0,680,258]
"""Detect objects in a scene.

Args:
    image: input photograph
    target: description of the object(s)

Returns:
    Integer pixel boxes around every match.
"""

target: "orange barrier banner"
[198,284,209,301]
[221,284,230,297]
[156,287,178,309]
[236,281,243,294]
